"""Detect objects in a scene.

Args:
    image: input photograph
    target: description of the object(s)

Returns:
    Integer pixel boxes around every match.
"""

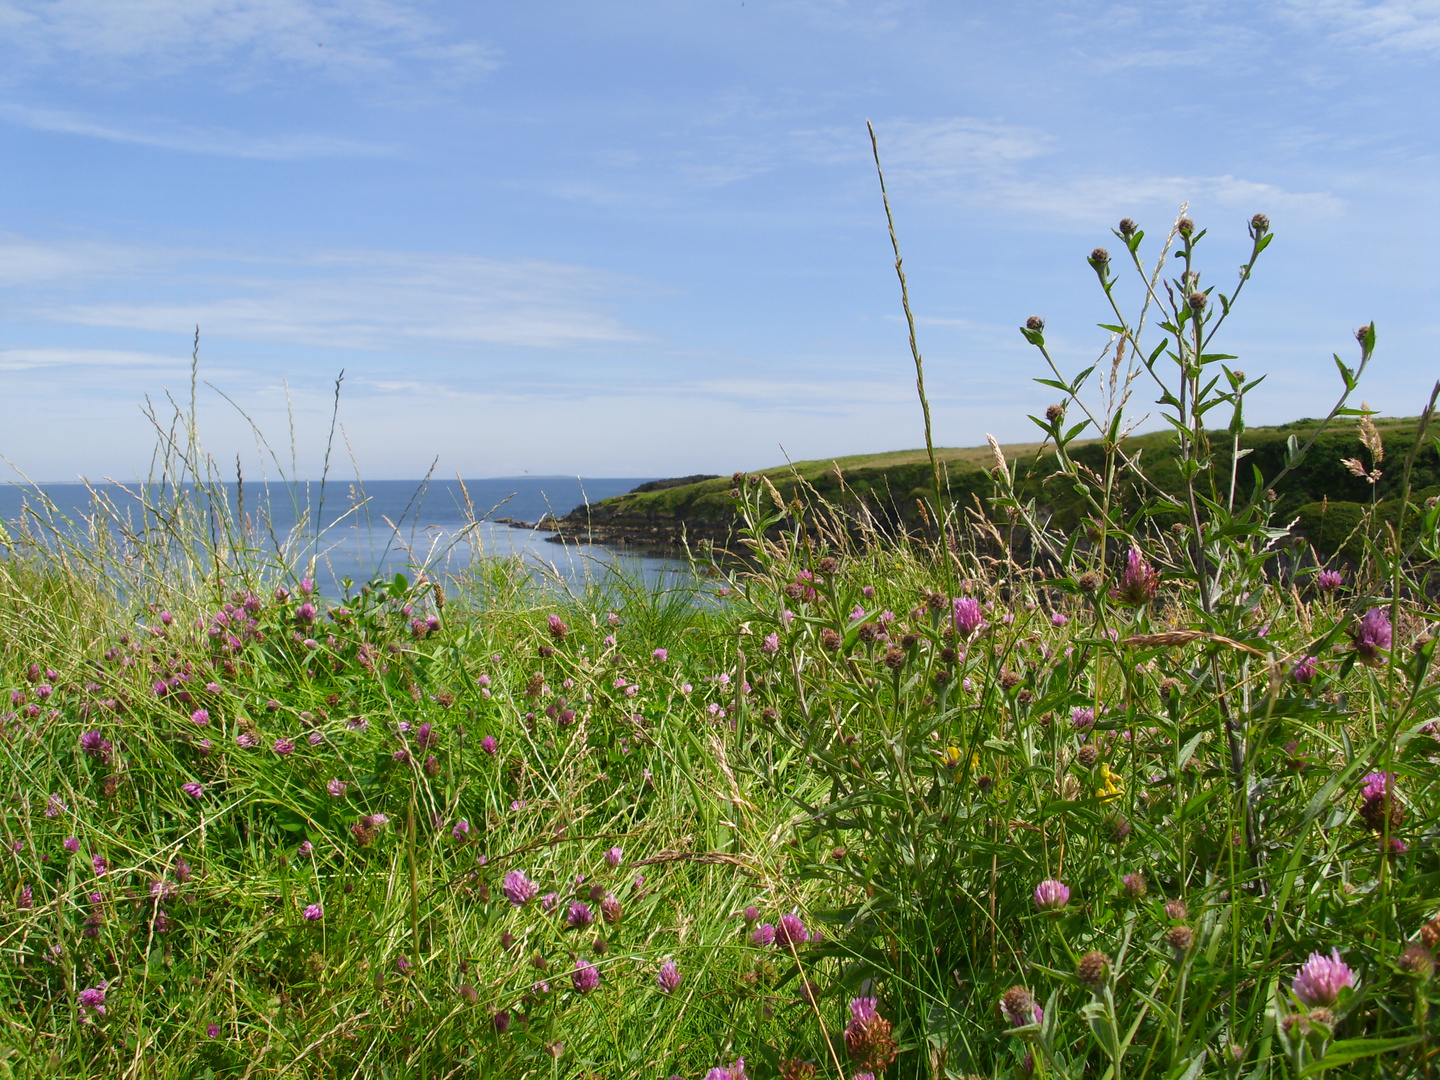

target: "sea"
[0,477,691,594]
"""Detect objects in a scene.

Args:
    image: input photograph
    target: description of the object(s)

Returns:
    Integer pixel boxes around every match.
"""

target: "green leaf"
[1254,232,1274,255]
[1297,1036,1421,1077]
[1035,378,1070,392]
[1097,323,1126,334]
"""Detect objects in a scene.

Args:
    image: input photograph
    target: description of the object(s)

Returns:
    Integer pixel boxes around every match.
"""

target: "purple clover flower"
[604,846,623,867]
[567,902,594,929]
[1071,706,1096,732]
[1110,548,1160,606]
[451,819,471,841]
[1034,879,1069,912]
[775,912,809,947]
[1292,949,1356,1007]
[302,903,322,921]
[181,782,204,800]
[502,870,539,907]
[77,982,108,1016]
[751,923,775,946]
[1362,771,1394,800]
[326,778,347,798]
[1293,656,1319,683]
[481,735,497,755]
[272,737,295,756]
[657,959,682,994]
[1317,569,1343,592]
[571,958,600,994]
[1354,608,1393,665]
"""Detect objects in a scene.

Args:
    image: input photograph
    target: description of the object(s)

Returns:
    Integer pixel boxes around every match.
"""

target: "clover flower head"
[1292,949,1356,1007]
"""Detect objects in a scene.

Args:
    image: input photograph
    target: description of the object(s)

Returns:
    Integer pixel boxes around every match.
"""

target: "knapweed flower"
[326,778,347,798]
[571,958,600,994]
[77,982,108,1016]
[1034,879,1069,913]
[503,870,539,907]
[567,901,594,929]
[1317,569,1343,592]
[181,781,204,800]
[1293,656,1319,683]
[1110,548,1160,606]
[952,596,985,637]
[604,846,623,867]
[1292,949,1356,1007]
[657,959,682,993]
[1000,986,1042,1028]
[302,903,322,921]
[775,912,809,947]
[1353,608,1393,665]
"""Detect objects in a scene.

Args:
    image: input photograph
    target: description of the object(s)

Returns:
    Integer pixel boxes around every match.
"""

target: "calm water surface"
[0,477,690,592]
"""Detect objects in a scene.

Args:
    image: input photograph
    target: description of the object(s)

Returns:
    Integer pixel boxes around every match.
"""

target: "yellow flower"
[940,746,980,773]
[1097,763,1124,800]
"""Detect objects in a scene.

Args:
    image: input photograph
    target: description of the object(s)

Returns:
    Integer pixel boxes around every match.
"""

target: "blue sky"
[1,0,1436,481]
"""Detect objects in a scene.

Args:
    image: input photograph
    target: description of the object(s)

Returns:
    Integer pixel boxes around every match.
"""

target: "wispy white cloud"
[1281,0,1440,53]
[0,0,498,85]
[0,103,397,158]
[0,346,185,371]
[5,238,650,352]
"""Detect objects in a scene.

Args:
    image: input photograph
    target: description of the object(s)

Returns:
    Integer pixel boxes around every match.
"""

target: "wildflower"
[775,912,809,947]
[1166,925,1194,953]
[17,883,33,909]
[1077,950,1111,987]
[1122,872,1147,898]
[503,871,539,907]
[452,819,470,841]
[206,1023,220,1038]
[844,996,898,1071]
[326,777,347,798]
[45,793,66,818]
[1034,879,1069,912]
[1097,764,1124,799]
[1164,899,1188,920]
[298,841,314,857]
[546,614,568,641]
[480,734,497,755]
[181,781,204,800]
[1293,656,1319,683]
[1110,548,1160,606]
[572,958,600,994]
[190,708,210,726]
[567,902,594,929]
[1000,986,1041,1028]
[751,923,775,946]
[1050,611,1068,628]
[762,632,780,654]
[1292,949,1356,1007]
[607,612,620,626]
[1359,771,1404,831]
[236,732,257,749]
[77,982,108,1016]
[742,905,759,925]
[396,956,412,975]
[541,892,559,913]
[64,837,79,853]
[952,596,985,637]
[601,895,622,924]
[1353,608,1392,665]
[493,1009,511,1032]
[1398,943,1433,979]
[80,730,112,762]
[273,737,295,756]
[1071,706,1095,732]
[303,903,322,921]
[705,1059,747,1080]
[92,853,108,876]
[1317,569,1343,592]
[657,959,682,993]
[652,648,668,662]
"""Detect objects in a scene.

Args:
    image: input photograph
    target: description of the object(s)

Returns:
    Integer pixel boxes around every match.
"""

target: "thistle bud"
[1076,571,1100,594]
[1077,744,1099,767]
[1045,403,1065,423]
[1025,315,1045,332]
[1188,291,1207,312]
[1177,217,1195,236]
[1089,247,1110,268]
[1398,943,1434,979]
[1118,218,1137,237]
[1250,213,1269,236]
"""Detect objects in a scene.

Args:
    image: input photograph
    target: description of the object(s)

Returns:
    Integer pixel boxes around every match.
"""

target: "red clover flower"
[571,958,600,994]
[657,959,682,994]
[502,870,539,907]
[1292,949,1356,1007]
[1034,879,1069,912]
[1110,548,1160,606]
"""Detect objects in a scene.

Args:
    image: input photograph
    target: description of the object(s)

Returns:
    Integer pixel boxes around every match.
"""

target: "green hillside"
[554,415,1440,555]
